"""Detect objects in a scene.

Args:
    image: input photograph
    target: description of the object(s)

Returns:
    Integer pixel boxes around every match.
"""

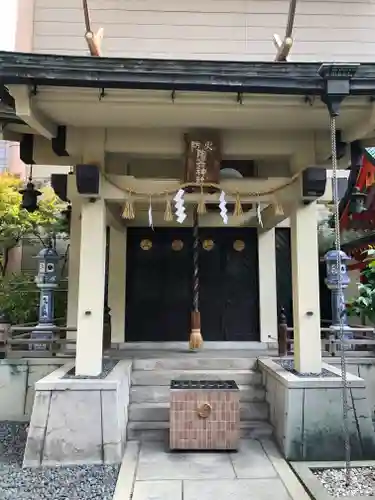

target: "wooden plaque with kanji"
[184,132,221,184]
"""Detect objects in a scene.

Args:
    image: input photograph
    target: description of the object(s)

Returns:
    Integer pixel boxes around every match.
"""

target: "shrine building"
[2,1,375,378]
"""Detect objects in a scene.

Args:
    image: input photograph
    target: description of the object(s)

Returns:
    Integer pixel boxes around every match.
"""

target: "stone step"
[132,358,258,371]
[130,384,266,404]
[129,402,269,422]
[131,369,262,386]
[127,421,273,442]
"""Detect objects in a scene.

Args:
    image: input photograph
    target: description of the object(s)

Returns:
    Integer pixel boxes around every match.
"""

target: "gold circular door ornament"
[172,239,184,251]
[233,240,245,252]
[202,239,214,251]
[140,239,152,251]
[197,403,212,419]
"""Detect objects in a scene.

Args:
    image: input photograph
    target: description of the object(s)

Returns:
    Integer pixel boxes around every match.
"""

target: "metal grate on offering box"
[170,379,240,451]
[170,380,238,390]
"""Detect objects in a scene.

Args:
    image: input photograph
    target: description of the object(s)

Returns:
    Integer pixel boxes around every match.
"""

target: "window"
[331,177,348,200]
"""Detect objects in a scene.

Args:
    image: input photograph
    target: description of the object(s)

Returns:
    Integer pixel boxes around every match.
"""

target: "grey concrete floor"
[118,438,304,500]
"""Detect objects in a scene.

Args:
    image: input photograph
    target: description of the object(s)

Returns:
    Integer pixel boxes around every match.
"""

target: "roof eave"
[0,50,360,95]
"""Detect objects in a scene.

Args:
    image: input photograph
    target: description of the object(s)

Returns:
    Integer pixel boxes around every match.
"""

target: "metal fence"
[2,322,76,358]
[275,310,375,358]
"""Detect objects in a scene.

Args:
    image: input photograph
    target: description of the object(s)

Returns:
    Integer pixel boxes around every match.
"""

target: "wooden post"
[273,0,298,61]
[82,0,103,56]
[278,307,288,357]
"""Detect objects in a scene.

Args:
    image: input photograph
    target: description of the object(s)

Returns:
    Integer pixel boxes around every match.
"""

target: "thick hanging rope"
[192,207,199,314]
[82,0,103,56]
[189,206,203,350]
[104,172,301,200]
[330,115,352,485]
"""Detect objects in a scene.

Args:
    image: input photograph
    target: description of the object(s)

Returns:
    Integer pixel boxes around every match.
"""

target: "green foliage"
[0,272,68,326]
[0,272,39,324]
[0,172,68,276]
[347,249,375,324]
[54,285,68,325]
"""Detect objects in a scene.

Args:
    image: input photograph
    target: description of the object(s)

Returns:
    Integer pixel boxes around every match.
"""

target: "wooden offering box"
[170,380,240,451]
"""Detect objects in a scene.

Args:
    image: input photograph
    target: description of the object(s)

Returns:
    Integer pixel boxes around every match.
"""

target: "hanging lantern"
[348,186,367,216]
[19,181,41,213]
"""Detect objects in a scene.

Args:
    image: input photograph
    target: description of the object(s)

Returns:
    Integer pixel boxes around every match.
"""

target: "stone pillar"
[66,201,81,337]
[75,199,107,376]
[290,202,322,373]
[258,228,278,343]
[108,227,127,344]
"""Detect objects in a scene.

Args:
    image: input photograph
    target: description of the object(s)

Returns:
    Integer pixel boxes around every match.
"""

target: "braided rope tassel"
[164,197,173,222]
[121,195,135,219]
[233,193,243,217]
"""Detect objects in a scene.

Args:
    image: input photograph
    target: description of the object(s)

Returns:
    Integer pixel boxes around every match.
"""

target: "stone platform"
[23,360,132,467]
[113,438,309,500]
[259,358,375,461]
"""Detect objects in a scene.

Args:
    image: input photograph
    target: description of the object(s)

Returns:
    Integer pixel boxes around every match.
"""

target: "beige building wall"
[32,0,375,61]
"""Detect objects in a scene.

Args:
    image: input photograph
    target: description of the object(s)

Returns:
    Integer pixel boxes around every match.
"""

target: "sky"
[0,0,18,50]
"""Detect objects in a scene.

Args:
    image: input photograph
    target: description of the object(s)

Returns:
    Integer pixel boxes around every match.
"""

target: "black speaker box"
[51,174,68,201]
[75,164,100,197]
[302,167,327,200]
[20,134,35,165]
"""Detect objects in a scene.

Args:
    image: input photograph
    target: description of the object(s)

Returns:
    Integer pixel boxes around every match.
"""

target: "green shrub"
[0,272,67,325]
[0,272,39,324]
[347,249,375,325]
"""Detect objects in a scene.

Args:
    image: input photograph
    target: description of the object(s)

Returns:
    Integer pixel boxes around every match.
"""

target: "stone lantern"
[31,246,60,350]
[348,186,367,216]
[324,249,352,350]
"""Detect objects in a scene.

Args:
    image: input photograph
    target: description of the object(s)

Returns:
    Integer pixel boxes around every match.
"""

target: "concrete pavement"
[113,438,310,500]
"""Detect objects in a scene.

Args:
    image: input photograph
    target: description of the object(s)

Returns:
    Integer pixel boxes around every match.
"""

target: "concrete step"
[132,358,258,371]
[129,401,269,422]
[131,369,262,386]
[127,421,273,442]
[130,384,266,404]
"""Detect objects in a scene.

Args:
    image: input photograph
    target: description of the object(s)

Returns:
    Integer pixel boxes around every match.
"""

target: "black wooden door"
[125,227,259,341]
[275,228,293,326]
[199,228,259,341]
[275,227,333,328]
[125,228,192,341]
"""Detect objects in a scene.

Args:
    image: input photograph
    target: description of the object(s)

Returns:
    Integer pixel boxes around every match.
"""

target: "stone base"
[23,360,132,467]
[0,359,66,421]
[259,358,375,461]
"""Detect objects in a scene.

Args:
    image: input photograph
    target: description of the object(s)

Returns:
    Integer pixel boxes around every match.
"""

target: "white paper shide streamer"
[148,197,154,229]
[174,188,187,224]
[256,202,263,228]
[219,191,228,224]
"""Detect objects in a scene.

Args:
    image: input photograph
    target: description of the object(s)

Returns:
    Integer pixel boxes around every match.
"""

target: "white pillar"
[108,227,127,344]
[291,202,322,373]
[67,201,81,337]
[75,199,107,376]
[258,228,278,343]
